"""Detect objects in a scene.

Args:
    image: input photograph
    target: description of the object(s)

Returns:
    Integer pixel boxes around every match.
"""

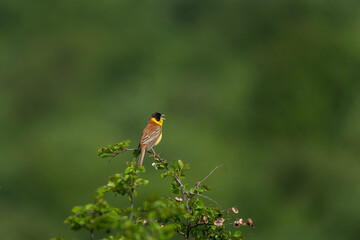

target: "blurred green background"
[1,0,360,239]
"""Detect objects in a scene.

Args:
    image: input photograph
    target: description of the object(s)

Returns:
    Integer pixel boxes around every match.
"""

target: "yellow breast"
[155,132,162,146]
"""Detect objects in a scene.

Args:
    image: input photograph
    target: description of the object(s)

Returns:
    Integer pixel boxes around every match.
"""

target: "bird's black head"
[151,112,163,121]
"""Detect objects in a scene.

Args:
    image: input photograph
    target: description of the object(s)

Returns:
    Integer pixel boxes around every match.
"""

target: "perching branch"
[108,148,138,163]
[151,148,163,162]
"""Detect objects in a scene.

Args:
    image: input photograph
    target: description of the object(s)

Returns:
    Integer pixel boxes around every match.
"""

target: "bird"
[138,112,165,166]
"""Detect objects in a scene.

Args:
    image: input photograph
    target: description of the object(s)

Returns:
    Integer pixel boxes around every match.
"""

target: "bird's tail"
[138,145,146,166]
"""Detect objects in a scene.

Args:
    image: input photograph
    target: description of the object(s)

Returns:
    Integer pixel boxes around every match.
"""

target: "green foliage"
[55,140,254,239]
[98,140,138,159]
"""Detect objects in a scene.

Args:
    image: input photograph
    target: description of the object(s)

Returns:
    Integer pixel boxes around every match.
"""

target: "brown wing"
[140,122,162,151]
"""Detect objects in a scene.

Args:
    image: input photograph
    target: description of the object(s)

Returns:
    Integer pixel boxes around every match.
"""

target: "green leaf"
[134,178,149,186]
[99,153,112,158]
[136,166,145,173]
[202,185,211,191]
[234,230,242,236]
[107,181,115,187]
[196,200,205,209]
[184,214,192,218]
[178,160,184,170]
[125,167,132,174]
[71,206,83,214]
[84,203,94,211]
[123,139,131,147]
[96,187,108,196]
[133,149,140,157]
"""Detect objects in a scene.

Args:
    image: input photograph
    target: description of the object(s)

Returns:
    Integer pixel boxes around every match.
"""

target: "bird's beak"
[161,114,166,120]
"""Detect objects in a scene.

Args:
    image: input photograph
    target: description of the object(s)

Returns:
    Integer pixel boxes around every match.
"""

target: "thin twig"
[171,163,191,240]
[186,194,195,213]
[171,219,187,238]
[175,176,190,213]
[221,206,238,213]
[89,209,96,240]
[195,165,224,189]
[108,148,138,163]
[175,229,186,237]
[129,185,135,220]
[190,222,211,230]
[191,193,222,209]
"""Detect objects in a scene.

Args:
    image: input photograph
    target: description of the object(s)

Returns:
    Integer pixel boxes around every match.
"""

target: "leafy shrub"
[52,140,254,240]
